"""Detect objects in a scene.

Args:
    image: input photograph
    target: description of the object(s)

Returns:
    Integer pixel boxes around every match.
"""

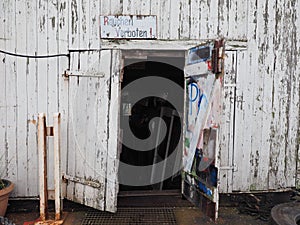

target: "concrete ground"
[6,191,292,225]
[6,206,269,225]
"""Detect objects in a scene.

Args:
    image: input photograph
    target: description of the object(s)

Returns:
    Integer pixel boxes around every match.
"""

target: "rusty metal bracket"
[63,70,105,78]
[212,39,225,76]
[62,174,102,189]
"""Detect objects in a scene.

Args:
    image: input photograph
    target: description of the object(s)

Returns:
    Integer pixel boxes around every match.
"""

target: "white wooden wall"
[0,0,299,198]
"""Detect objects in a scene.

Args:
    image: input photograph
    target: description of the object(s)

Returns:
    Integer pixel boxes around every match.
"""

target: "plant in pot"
[0,154,14,217]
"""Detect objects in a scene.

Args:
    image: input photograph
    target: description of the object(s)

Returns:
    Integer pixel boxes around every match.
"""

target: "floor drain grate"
[81,207,177,225]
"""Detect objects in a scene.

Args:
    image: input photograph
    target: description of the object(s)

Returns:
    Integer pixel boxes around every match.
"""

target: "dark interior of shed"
[119,57,184,192]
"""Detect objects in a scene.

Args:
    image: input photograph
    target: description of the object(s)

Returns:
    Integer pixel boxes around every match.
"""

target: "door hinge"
[62,174,102,189]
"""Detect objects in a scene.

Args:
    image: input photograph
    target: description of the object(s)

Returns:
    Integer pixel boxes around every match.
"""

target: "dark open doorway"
[119,55,185,193]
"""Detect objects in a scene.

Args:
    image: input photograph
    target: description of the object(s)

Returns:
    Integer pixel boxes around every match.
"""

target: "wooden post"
[53,113,61,220]
[38,113,48,220]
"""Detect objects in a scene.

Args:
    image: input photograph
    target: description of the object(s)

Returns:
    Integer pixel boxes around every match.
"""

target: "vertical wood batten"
[140,0,151,15]
[16,0,29,196]
[84,52,99,207]
[150,0,160,39]
[219,51,236,193]
[47,0,59,192]
[169,0,180,39]
[296,0,300,189]
[26,0,39,196]
[281,0,299,188]
[268,0,286,189]
[0,0,7,181]
[105,49,120,212]
[218,0,229,37]
[111,0,122,14]
[5,0,18,196]
[58,0,69,198]
[37,3,48,202]
[248,0,266,191]
[233,50,248,191]
[160,0,170,39]
[258,0,276,191]
[179,0,189,39]
[190,0,200,40]
[66,52,79,201]
[69,0,79,49]
[95,50,111,210]
[100,0,111,15]
[74,52,88,204]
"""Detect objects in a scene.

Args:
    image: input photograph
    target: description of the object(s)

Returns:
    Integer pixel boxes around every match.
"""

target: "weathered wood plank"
[295,0,300,189]
[0,0,7,182]
[190,0,200,40]
[58,0,69,199]
[235,0,247,39]
[47,0,59,193]
[232,49,251,192]
[150,0,161,39]
[169,0,180,39]
[16,0,28,196]
[268,0,286,189]
[248,0,265,191]
[179,0,189,39]
[89,0,100,49]
[122,0,130,14]
[26,0,38,197]
[5,0,18,196]
[100,0,111,15]
[279,0,299,188]
[160,0,170,39]
[110,0,122,15]
[94,50,112,210]
[105,49,120,212]
[73,52,88,204]
[69,0,80,49]
[141,0,151,15]
[217,0,229,37]
[66,52,79,201]
[219,51,236,193]
[80,0,89,49]
[255,0,275,191]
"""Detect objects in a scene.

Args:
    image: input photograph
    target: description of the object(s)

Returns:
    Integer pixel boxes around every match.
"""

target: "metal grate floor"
[81,207,177,225]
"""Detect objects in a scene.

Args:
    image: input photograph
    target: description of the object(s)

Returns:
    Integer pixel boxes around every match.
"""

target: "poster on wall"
[182,40,224,221]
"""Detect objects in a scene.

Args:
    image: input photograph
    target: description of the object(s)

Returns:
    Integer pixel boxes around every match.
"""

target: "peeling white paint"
[0,0,299,210]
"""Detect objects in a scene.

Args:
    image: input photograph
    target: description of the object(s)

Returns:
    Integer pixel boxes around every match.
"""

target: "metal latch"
[62,174,102,189]
[63,70,105,78]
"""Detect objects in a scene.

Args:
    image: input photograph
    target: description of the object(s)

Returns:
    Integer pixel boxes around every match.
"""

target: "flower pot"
[0,180,14,217]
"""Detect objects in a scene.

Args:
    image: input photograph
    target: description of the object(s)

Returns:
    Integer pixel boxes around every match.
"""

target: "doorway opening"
[119,52,185,194]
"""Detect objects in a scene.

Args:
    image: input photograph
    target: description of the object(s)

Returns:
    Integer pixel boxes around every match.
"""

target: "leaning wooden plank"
[54,113,61,220]
[38,113,48,221]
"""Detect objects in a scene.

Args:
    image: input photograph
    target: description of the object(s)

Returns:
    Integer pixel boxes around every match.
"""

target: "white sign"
[100,15,157,39]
